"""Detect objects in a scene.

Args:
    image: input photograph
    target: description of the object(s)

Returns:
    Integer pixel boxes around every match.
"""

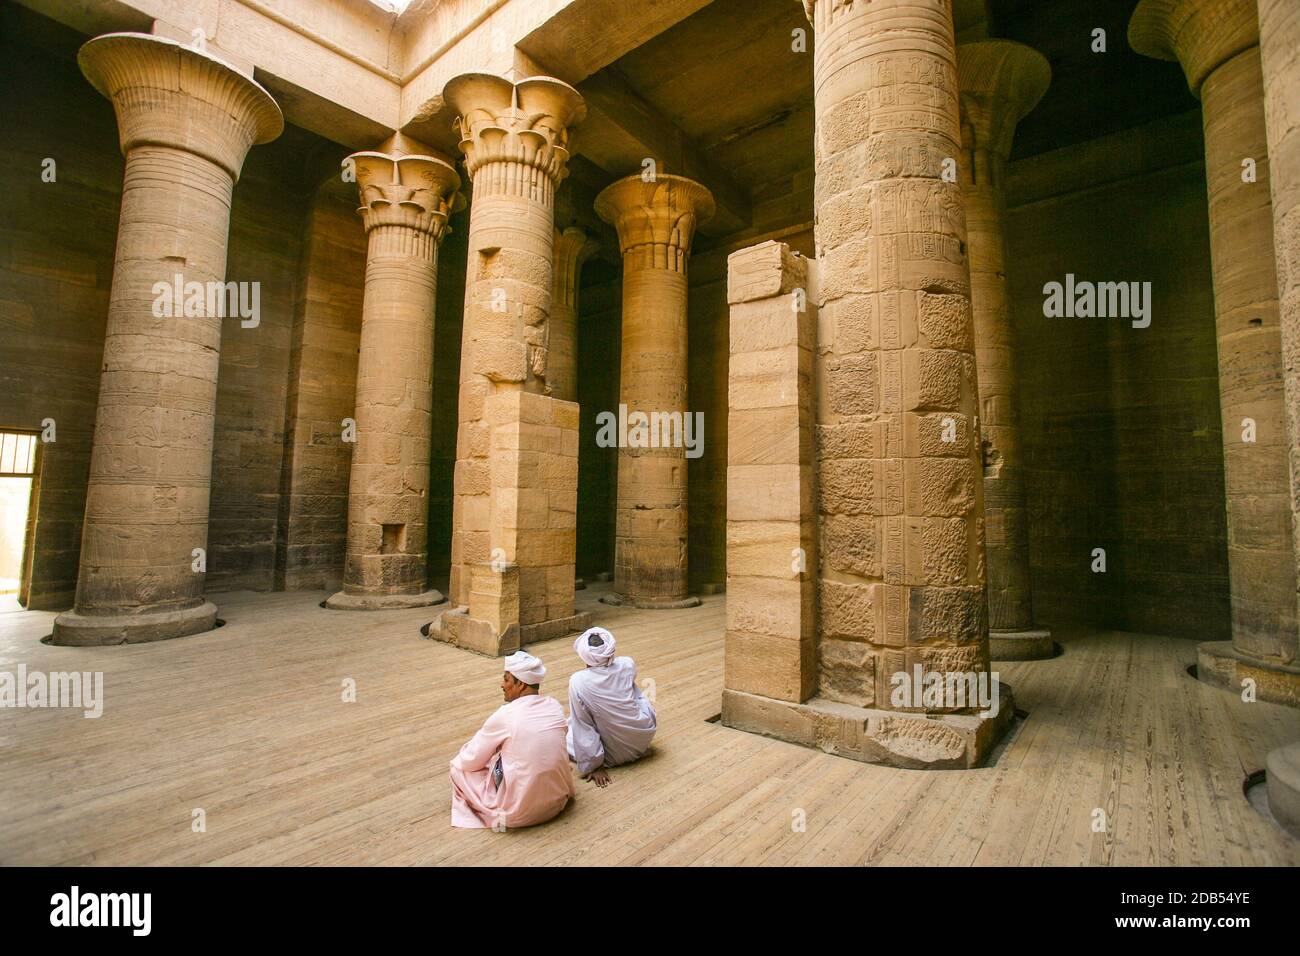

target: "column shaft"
[549,226,596,404]
[956,40,1052,658]
[811,0,992,705]
[53,33,281,645]
[1260,0,1300,673]
[1202,48,1297,657]
[437,73,590,655]
[596,175,715,609]
[1131,0,1300,704]
[329,152,460,609]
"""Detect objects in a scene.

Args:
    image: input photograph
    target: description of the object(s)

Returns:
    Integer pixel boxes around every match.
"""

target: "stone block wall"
[724,241,817,702]
[274,184,365,592]
[1006,110,1229,638]
[485,390,580,633]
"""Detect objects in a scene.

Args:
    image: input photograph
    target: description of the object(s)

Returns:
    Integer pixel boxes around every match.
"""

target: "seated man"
[567,627,657,788]
[449,651,575,829]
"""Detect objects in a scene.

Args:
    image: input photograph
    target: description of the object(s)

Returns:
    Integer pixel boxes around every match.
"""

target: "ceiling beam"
[573,67,751,237]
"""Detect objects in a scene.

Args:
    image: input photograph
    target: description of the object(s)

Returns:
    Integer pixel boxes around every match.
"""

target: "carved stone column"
[1258,0,1300,711]
[53,33,281,645]
[550,225,598,404]
[437,73,590,656]
[326,151,462,610]
[1132,0,1300,705]
[721,0,1013,769]
[595,174,715,609]
[957,40,1054,661]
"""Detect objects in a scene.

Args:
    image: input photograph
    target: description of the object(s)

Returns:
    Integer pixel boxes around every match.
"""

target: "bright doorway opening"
[0,431,39,610]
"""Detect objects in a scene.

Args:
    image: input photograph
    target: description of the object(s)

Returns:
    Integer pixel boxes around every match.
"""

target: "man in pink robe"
[449,651,576,829]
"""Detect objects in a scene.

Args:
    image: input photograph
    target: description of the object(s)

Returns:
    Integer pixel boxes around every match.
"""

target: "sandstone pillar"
[721,0,1012,768]
[326,151,462,610]
[52,33,281,645]
[957,40,1054,661]
[549,225,598,404]
[436,73,590,656]
[1132,0,1300,705]
[595,174,715,609]
[1258,0,1300,709]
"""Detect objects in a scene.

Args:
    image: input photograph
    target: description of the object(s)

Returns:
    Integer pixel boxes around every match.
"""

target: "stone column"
[436,72,590,656]
[1259,0,1300,709]
[549,225,598,404]
[52,33,281,645]
[957,40,1053,661]
[595,174,715,609]
[326,151,462,610]
[1132,0,1300,705]
[722,0,1012,769]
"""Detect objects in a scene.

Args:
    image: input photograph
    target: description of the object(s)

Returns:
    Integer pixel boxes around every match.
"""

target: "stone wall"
[274,184,365,592]
[0,8,120,609]
[1006,110,1229,638]
[207,134,311,593]
[575,265,620,579]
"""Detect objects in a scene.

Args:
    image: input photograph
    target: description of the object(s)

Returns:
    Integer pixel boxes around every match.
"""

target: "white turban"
[574,627,616,667]
[504,651,546,685]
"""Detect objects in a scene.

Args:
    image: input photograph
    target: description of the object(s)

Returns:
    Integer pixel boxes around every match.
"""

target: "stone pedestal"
[1132,0,1300,706]
[721,0,1011,768]
[327,151,462,611]
[595,174,715,609]
[437,72,589,655]
[957,40,1054,660]
[53,33,282,645]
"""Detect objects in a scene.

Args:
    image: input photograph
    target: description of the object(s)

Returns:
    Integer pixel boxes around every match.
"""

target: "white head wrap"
[574,627,616,667]
[504,651,546,685]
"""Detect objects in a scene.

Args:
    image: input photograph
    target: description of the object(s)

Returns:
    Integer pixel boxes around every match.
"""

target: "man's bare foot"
[588,768,612,788]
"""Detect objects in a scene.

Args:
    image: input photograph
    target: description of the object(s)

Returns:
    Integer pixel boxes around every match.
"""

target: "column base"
[575,577,586,591]
[51,601,219,646]
[1265,743,1300,838]
[598,592,702,609]
[325,589,445,611]
[720,683,1015,770]
[989,627,1054,661]
[428,606,591,657]
[1196,640,1300,708]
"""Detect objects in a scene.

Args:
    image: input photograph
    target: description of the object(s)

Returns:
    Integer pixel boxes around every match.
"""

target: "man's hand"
[587,768,612,788]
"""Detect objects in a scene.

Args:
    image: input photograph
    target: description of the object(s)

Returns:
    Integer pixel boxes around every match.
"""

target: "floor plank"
[0,587,1297,866]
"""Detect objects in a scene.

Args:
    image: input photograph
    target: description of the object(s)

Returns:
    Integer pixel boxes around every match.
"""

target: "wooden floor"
[1,585,1297,866]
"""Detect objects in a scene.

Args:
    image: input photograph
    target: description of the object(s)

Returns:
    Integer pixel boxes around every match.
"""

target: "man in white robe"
[449,651,575,829]
[566,627,657,788]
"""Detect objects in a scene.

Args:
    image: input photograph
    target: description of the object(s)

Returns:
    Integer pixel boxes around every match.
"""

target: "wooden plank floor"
[1,586,1297,866]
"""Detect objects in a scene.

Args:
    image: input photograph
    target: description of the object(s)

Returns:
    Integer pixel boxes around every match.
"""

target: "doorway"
[0,431,38,610]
